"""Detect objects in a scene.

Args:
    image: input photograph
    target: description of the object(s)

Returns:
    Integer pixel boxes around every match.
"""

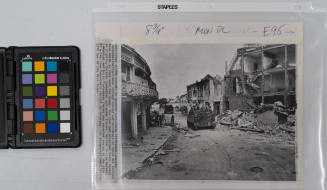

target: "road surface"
[125,112,296,181]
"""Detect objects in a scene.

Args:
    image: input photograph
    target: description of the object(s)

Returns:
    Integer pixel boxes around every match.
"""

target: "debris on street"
[184,133,200,138]
[142,133,174,166]
[157,150,168,155]
[164,148,181,152]
[217,101,295,136]
[173,127,189,133]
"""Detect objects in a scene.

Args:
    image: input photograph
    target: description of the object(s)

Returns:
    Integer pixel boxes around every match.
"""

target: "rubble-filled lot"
[218,101,296,138]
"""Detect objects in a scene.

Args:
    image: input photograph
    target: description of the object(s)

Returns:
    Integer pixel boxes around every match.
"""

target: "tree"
[158,98,168,105]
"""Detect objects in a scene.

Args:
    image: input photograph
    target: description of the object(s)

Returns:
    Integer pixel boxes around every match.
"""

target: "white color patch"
[60,123,71,133]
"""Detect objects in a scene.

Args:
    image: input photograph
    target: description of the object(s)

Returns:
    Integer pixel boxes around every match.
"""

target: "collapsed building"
[224,44,296,111]
[121,45,159,139]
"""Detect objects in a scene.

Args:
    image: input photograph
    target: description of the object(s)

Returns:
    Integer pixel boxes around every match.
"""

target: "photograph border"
[95,21,303,189]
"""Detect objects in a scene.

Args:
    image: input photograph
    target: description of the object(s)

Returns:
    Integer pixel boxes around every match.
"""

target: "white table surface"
[0,0,107,189]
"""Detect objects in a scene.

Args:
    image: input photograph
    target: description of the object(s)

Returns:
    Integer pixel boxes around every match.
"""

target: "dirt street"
[125,112,296,181]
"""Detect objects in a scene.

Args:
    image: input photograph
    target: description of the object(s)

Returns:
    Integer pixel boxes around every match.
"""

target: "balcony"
[122,81,158,99]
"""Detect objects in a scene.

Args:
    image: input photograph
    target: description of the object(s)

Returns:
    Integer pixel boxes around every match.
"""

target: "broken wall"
[275,45,296,66]
[244,54,275,72]
[244,56,261,73]
[262,72,285,93]
[226,96,254,111]
[224,76,234,97]
[262,70,295,93]
[288,70,296,91]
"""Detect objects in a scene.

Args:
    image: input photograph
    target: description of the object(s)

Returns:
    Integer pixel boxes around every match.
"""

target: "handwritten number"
[263,24,286,37]
[145,24,165,36]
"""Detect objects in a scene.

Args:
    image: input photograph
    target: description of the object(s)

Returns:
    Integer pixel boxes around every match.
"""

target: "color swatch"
[21,60,72,134]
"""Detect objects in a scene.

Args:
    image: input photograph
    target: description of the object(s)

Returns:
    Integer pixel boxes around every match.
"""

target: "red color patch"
[47,98,58,108]
[35,98,45,109]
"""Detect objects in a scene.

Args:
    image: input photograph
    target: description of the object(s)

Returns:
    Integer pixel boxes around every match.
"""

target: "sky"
[133,44,242,99]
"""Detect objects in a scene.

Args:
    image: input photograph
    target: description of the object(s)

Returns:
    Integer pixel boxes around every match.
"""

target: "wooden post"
[284,45,289,106]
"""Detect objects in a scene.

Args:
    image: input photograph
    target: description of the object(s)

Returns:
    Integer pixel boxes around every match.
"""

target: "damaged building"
[224,44,296,111]
[187,74,224,115]
[178,94,188,108]
[121,45,159,139]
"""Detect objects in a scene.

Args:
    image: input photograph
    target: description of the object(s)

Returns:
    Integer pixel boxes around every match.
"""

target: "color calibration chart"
[21,57,72,141]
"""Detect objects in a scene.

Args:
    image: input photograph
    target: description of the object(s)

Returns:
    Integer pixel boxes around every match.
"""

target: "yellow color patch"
[35,123,46,133]
[34,61,45,71]
[47,86,57,96]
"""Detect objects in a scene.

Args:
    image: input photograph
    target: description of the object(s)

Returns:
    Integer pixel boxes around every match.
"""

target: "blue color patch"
[22,74,33,84]
[47,61,57,71]
[35,111,45,121]
[47,123,58,133]
[22,61,32,72]
[23,99,33,109]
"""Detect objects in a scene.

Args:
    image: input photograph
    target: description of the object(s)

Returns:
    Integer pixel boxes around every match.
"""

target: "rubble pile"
[184,133,200,138]
[217,101,296,135]
[173,127,189,133]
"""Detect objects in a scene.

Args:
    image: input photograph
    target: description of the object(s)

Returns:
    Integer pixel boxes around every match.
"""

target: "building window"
[199,86,203,97]
[126,66,131,81]
[233,78,237,93]
[193,89,197,97]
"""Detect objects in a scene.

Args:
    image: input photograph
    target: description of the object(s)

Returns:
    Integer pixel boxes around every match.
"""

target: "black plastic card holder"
[0,48,7,148]
[0,46,81,148]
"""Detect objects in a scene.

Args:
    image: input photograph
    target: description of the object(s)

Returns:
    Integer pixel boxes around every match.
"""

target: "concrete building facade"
[187,74,224,115]
[178,94,188,108]
[121,45,158,139]
[224,44,296,111]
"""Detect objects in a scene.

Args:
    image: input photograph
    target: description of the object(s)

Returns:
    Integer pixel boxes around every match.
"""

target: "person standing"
[159,104,165,127]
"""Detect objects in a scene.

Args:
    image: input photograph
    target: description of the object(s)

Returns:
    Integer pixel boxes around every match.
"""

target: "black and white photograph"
[120,43,298,181]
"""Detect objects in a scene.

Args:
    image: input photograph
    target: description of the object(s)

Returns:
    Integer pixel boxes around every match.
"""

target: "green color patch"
[22,86,33,96]
[35,74,45,84]
[47,111,58,121]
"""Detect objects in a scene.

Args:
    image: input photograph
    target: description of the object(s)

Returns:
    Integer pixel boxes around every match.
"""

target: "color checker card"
[0,46,81,148]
